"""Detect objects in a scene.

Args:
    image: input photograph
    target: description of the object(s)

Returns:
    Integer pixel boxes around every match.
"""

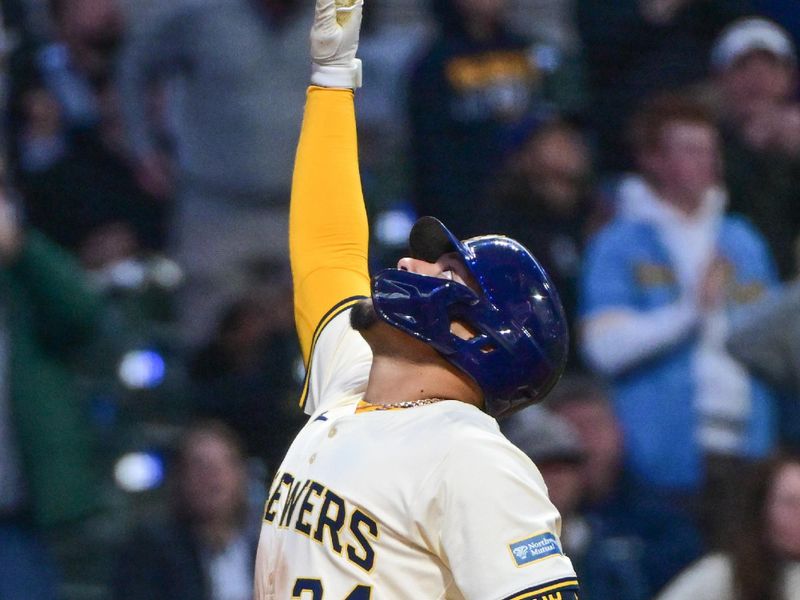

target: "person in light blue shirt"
[579,93,779,536]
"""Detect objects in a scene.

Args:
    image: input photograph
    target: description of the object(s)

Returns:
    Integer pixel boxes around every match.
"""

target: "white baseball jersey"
[254,308,580,600]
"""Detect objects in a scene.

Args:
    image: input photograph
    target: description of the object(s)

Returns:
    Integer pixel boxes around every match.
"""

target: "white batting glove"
[310,0,364,89]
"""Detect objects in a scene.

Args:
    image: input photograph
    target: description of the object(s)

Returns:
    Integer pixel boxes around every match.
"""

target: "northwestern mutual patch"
[509,532,563,567]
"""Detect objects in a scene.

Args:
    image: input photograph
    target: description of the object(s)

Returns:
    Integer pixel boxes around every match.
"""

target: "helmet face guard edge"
[371,217,569,418]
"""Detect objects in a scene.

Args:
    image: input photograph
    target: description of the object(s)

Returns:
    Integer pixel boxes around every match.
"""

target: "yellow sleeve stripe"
[298,295,367,410]
[501,578,580,600]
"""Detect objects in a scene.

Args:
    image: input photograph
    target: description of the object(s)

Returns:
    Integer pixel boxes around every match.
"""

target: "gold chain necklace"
[370,397,450,410]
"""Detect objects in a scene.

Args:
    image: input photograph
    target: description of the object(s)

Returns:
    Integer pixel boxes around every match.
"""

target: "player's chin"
[350,298,380,332]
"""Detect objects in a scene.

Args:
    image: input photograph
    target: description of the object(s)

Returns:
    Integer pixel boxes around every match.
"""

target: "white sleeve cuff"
[310,59,362,89]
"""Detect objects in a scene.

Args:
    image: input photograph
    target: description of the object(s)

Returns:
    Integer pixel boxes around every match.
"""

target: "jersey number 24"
[293,578,371,599]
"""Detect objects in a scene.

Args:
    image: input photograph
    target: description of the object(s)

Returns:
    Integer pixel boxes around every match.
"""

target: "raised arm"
[291,0,370,361]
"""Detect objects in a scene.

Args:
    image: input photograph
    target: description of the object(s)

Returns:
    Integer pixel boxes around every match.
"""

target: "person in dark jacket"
[577,0,749,171]
[113,421,257,600]
[408,0,580,238]
[486,117,605,370]
[712,17,800,281]
[547,377,706,598]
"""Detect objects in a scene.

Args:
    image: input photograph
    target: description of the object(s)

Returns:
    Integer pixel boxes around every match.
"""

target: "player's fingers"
[335,0,363,25]
[315,0,337,21]
[311,0,343,60]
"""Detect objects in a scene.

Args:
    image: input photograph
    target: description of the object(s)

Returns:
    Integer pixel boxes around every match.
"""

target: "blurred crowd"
[1,0,800,598]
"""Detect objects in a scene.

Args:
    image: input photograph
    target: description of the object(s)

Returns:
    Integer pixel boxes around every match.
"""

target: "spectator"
[507,0,581,53]
[0,163,105,599]
[580,93,780,540]
[190,277,304,472]
[20,80,167,261]
[753,0,800,50]
[5,0,167,263]
[656,452,800,600]
[713,17,800,280]
[42,0,123,122]
[501,406,586,550]
[726,280,800,396]
[577,0,750,171]
[547,378,622,505]
[408,0,582,238]
[13,0,125,172]
[725,280,800,448]
[10,80,65,175]
[487,117,602,366]
[547,376,705,598]
[118,0,310,343]
[113,421,257,600]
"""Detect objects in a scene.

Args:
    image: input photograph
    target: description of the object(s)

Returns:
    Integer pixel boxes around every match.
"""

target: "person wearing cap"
[713,16,800,279]
[752,0,800,51]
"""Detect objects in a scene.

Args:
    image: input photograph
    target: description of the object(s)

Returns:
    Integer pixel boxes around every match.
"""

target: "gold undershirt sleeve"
[290,86,370,362]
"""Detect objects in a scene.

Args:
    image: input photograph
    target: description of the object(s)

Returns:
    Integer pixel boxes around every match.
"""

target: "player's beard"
[350,298,380,332]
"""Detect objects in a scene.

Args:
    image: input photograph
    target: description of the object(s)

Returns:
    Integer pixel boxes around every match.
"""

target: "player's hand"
[699,256,729,311]
[310,0,364,89]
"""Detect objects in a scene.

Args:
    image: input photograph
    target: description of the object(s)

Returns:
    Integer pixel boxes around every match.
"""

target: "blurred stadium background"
[1,0,800,599]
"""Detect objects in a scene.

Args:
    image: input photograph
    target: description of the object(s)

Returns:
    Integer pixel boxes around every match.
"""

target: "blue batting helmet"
[371,217,568,418]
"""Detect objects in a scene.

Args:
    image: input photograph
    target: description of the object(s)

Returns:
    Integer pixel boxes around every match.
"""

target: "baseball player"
[253,1,580,598]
